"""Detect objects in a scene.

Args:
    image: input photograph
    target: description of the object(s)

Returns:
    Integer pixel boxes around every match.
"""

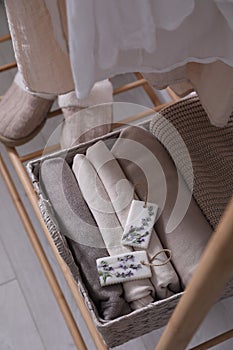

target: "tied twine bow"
[133,183,148,208]
[141,249,172,267]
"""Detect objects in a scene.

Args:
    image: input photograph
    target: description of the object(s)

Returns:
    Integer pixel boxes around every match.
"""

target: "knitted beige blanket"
[150,96,233,229]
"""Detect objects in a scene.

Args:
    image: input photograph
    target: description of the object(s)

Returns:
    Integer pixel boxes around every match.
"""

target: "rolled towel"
[87,141,181,299]
[111,126,213,287]
[40,157,131,320]
[73,154,155,309]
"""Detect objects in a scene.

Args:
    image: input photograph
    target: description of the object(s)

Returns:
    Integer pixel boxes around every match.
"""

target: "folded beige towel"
[73,154,155,309]
[87,141,181,299]
[112,126,213,287]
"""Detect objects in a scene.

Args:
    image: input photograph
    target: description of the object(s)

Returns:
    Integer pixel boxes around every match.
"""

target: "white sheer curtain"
[62,0,233,98]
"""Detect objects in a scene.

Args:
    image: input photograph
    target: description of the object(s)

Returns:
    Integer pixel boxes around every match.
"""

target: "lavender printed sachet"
[122,200,158,249]
[97,251,151,286]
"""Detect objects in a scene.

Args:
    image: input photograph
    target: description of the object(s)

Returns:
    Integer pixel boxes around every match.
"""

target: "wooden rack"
[1,33,233,350]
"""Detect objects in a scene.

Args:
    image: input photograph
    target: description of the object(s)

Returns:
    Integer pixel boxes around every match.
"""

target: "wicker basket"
[26,127,233,348]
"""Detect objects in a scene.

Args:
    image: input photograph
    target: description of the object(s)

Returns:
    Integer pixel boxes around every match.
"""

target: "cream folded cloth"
[86,141,181,299]
[111,126,213,288]
[72,154,155,309]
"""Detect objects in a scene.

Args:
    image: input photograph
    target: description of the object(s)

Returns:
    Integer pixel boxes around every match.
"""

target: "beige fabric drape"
[5,0,73,94]
[186,61,233,127]
[145,61,233,127]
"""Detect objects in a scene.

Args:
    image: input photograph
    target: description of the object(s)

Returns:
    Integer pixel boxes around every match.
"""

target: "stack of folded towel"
[40,124,213,319]
[40,158,131,320]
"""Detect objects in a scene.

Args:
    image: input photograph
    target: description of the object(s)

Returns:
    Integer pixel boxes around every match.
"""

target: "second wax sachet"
[97,251,151,286]
[122,199,158,249]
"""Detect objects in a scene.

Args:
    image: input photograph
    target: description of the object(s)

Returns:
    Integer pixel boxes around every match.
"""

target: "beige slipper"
[58,80,113,148]
[0,81,55,147]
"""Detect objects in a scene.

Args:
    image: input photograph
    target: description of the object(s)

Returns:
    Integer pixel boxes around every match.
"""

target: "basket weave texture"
[27,125,233,348]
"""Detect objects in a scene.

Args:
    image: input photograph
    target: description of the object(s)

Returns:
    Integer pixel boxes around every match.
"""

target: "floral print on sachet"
[97,251,152,286]
[122,200,158,249]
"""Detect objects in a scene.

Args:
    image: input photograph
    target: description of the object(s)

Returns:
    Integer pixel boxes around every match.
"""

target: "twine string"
[141,249,172,267]
[133,182,148,208]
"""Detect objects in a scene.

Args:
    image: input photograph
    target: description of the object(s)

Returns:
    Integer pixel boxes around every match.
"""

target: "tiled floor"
[1,2,233,349]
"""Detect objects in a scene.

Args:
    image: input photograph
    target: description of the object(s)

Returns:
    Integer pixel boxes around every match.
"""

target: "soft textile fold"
[112,126,213,287]
[5,0,73,94]
[186,61,233,127]
[87,141,181,298]
[6,0,233,125]
[72,154,155,309]
[40,157,131,320]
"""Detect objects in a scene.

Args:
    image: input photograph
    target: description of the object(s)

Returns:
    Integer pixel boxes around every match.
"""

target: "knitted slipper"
[0,80,55,147]
[58,79,113,148]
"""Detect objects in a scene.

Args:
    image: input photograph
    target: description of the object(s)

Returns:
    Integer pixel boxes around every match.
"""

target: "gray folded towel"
[40,157,131,320]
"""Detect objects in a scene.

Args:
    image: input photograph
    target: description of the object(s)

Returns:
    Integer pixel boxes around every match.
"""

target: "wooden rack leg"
[155,196,233,350]
[166,87,180,102]
[6,147,108,350]
[190,329,233,350]
[0,154,87,350]
[0,61,17,72]
[134,72,162,106]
